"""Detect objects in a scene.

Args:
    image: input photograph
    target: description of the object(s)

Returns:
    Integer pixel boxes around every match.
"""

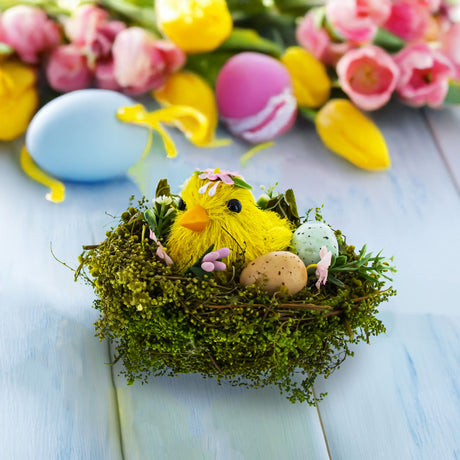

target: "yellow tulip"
[0,60,38,141]
[315,99,391,170]
[153,71,229,147]
[155,0,233,53]
[281,46,331,109]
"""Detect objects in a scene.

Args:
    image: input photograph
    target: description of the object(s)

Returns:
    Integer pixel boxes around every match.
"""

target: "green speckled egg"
[292,222,338,266]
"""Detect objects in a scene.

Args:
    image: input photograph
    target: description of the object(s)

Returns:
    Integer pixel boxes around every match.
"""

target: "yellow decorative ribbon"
[20,146,65,203]
[117,104,216,158]
[240,141,275,166]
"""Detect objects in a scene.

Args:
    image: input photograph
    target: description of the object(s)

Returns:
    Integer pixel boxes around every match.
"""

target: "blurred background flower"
[0,0,460,172]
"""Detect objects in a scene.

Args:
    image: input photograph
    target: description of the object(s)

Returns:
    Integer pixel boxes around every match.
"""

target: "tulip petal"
[316,99,391,170]
[156,0,233,53]
[154,71,231,147]
[281,47,331,108]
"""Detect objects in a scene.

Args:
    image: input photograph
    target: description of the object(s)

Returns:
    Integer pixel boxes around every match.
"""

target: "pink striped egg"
[216,52,297,144]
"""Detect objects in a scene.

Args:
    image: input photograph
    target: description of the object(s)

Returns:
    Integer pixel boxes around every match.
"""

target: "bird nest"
[76,173,396,404]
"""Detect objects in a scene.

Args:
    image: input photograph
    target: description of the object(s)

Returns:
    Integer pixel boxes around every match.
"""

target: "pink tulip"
[296,13,330,62]
[64,4,125,68]
[112,27,185,95]
[296,13,355,66]
[442,23,460,80]
[326,0,392,44]
[1,5,61,63]
[394,43,454,107]
[46,45,92,93]
[337,46,400,111]
[384,1,431,41]
[94,59,121,91]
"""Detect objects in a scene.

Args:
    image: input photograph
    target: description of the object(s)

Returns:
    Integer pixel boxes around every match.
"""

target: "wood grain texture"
[0,141,129,460]
[1,99,459,459]
[312,103,460,460]
[424,106,460,192]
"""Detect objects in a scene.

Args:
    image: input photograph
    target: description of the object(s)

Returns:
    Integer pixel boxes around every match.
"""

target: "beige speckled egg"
[240,251,308,295]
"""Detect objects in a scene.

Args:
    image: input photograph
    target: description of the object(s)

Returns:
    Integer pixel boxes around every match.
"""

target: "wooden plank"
[114,374,330,460]
[308,102,460,459]
[424,106,460,192]
[0,143,127,459]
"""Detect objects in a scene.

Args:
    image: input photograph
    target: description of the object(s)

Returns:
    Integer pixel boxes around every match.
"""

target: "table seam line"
[108,341,126,460]
[421,108,460,195]
[313,387,332,460]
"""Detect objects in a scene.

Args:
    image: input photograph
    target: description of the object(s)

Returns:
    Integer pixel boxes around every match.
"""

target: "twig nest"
[240,251,308,295]
[292,222,339,267]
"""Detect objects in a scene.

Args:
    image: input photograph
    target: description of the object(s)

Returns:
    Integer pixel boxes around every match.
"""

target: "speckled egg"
[216,52,297,144]
[292,222,339,267]
[26,89,149,182]
[240,251,308,295]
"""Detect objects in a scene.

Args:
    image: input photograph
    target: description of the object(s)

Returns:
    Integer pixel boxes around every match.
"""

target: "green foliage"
[77,200,396,405]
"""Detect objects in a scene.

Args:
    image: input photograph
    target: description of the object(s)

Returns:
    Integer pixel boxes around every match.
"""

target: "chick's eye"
[227,199,242,213]
[178,198,186,211]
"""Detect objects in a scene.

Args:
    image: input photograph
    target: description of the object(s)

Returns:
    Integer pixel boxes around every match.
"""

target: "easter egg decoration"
[20,89,211,202]
[216,52,297,144]
[292,221,339,267]
[239,251,308,295]
[26,89,149,182]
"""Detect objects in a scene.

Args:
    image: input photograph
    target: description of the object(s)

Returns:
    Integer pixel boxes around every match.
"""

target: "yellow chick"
[167,169,293,273]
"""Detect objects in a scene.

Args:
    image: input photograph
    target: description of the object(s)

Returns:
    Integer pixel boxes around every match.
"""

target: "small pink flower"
[384,0,431,42]
[326,0,392,44]
[64,4,125,68]
[112,27,186,95]
[1,5,61,63]
[94,59,121,91]
[201,248,230,272]
[315,246,332,290]
[46,45,92,93]
[442,23,460,80]
[337,46,400,111]
[198,169,241,196]
[394,43,454,107]
[149,230,174,266]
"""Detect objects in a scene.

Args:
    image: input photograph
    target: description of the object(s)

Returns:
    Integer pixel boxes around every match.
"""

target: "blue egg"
[26,89,149,182]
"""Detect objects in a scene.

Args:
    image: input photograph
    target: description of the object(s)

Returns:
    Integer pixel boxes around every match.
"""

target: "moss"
[77,202,396,405]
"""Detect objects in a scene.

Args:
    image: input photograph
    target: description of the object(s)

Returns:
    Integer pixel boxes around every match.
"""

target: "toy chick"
[167,168,293,272]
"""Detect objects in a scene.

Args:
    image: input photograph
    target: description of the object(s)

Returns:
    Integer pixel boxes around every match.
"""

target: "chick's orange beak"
[180,204,209,232]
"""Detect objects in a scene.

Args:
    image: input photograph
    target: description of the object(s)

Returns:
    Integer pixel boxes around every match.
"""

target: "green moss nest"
[76,198,396,405]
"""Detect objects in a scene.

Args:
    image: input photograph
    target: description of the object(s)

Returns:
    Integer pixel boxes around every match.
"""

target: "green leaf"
[143,208,157,231]
[233,177,253,190]
[332,255,347,267]
[373,28,405,52]
[272,0,318,16]
[219,28,283,57]
[155,178,171,198]
[285,189,300,224]
[185,52,234,88]
[299,107,318,122]
[226,0,266,19]
[444,80,460,105]
[0,42,13,56]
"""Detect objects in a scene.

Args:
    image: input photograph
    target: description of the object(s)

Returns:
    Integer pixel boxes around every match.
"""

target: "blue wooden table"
[1,101,459,459]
